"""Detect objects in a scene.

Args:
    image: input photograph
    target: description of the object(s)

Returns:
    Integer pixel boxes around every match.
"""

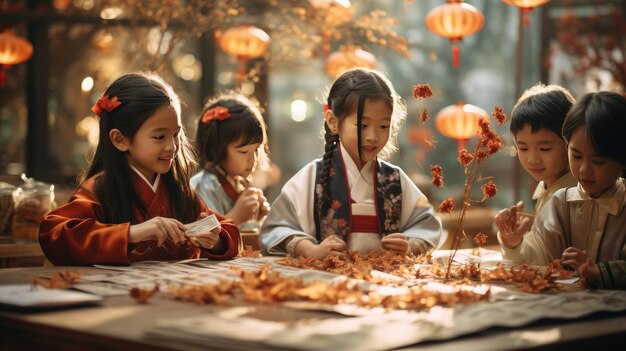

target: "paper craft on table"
[184,214,220,237]
[0,284,102,311]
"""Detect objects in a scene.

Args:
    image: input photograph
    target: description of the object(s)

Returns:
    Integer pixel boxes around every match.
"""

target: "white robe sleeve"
[190,171,231,215]
[499,188,569,264]
[260,161,318,255]
[398,168,445,250]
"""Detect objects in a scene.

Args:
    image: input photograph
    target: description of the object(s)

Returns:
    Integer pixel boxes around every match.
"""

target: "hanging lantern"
[310,0,352,55]
[426,0,484,68]
[0,31,33,88]
[217,25,270,83]
[435,102,487,149]
[502,0,551,27]
[325,46,376,78]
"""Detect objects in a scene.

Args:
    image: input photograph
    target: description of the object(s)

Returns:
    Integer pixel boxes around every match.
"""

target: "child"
[39,72,240,265]
[260,68,443,258]
[500,91,626,289]
[191,94,270,230]
[495,84,577,242]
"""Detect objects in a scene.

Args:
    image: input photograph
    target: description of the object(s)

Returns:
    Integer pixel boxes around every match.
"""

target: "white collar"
[129,165,160,193]
[339,142,376,186]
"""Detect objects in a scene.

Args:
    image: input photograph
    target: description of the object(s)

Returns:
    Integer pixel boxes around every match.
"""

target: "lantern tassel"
[522,9,531,28]
[452,44,460,69]
[0,66,6,89]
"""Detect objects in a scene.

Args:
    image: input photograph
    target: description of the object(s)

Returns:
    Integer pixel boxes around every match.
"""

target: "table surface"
[0,264,625,351]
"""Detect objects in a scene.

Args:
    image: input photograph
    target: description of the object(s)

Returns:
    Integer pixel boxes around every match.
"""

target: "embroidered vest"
[313,147,402,241]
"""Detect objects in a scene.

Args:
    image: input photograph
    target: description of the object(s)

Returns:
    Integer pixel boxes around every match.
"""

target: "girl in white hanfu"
[260,68,443,259]
[499,91,626,289]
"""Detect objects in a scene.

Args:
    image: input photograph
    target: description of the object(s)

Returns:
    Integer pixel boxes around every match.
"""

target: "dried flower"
[492,105,507,125]
[481,181,497,201]
[412,84,433,99]
[419,109,429,123]
[431,165,445,188]
[474,232,488,246]
[457,148,474,166]
[130,285,159,304]
[436,198,455,214]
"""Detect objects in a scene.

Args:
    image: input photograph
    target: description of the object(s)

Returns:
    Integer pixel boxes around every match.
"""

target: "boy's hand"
[295,235,347,259]
[129,217,186,247]
[577,258,601,288]
[495,201,531,248]
[561,247,589,271]
[381,233,409,256]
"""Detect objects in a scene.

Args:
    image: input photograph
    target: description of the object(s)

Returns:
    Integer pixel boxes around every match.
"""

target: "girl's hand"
[381,233,409,256]
[257,193,270,221]
[295,235,347,259]
[577,258,601,288]
[129,217,186,247]
[228,188,262,225]
[561,247,589,271]
[188,212,222,250]
[496,201,531,248]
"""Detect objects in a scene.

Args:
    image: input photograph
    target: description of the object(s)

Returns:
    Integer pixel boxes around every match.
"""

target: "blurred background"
[0,0,624,216]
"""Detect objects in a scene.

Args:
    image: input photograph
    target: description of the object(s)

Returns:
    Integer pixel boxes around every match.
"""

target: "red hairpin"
[202,106,231,124]
[323,104,330,112]
[91,95,121,117]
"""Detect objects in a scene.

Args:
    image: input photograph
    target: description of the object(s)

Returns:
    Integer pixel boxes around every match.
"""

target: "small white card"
[0,285,102,310]
[184,214,220,237]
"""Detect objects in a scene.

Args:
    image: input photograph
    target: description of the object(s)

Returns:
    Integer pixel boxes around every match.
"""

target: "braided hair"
[317,68,406,219]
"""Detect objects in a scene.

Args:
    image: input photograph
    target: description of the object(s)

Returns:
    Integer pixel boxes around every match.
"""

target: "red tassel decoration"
[522,9,531,28]
[452,44,460,69]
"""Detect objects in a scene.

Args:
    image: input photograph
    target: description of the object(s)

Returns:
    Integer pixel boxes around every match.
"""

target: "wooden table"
[0,237,45,268]
[0,266,625,351]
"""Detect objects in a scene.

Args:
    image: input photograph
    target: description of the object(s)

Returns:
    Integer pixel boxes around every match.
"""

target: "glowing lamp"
[217,25,270,82]
[426,0,484,68]
[325,46,376,78]
[502,0,551,27]
[435,102,488,149]
[0,31,33,88]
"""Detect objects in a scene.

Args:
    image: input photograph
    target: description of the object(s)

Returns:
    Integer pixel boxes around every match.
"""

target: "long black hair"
[195,93,269,174]
[318,68,405,218]
[83,72,200,224]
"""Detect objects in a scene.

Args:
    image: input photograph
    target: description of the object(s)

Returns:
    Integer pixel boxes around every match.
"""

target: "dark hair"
[83,72,200,224]
[562,91,626,166]
[318,68,405,218]
[510,83,575,136]
[195,94,269,173]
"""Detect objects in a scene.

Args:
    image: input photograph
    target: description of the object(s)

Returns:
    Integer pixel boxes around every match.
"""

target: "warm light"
[100,7,124,20]
[426,0,484,68]
[0,31,34,88]
[291,100,308,122]
[217,26,270,61]
[81,76,94,92]
[325,46,376,78]
[310,0,353,27]
[434,102,488,148]
[0,31,33,66]
[502,0,551,27]
[75,116,100,147]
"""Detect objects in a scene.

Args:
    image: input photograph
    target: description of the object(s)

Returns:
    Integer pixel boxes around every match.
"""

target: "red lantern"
[502,0,551,27]
[435,102,488,149]
[325,46,376,78]
[0,31,33,88]
[217,25,270,82]
[426,0,484,68]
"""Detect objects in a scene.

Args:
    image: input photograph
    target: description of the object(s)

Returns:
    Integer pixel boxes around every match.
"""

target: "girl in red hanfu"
[39,72,240,265]
[260,68,443,259]
[191,94,270,231]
